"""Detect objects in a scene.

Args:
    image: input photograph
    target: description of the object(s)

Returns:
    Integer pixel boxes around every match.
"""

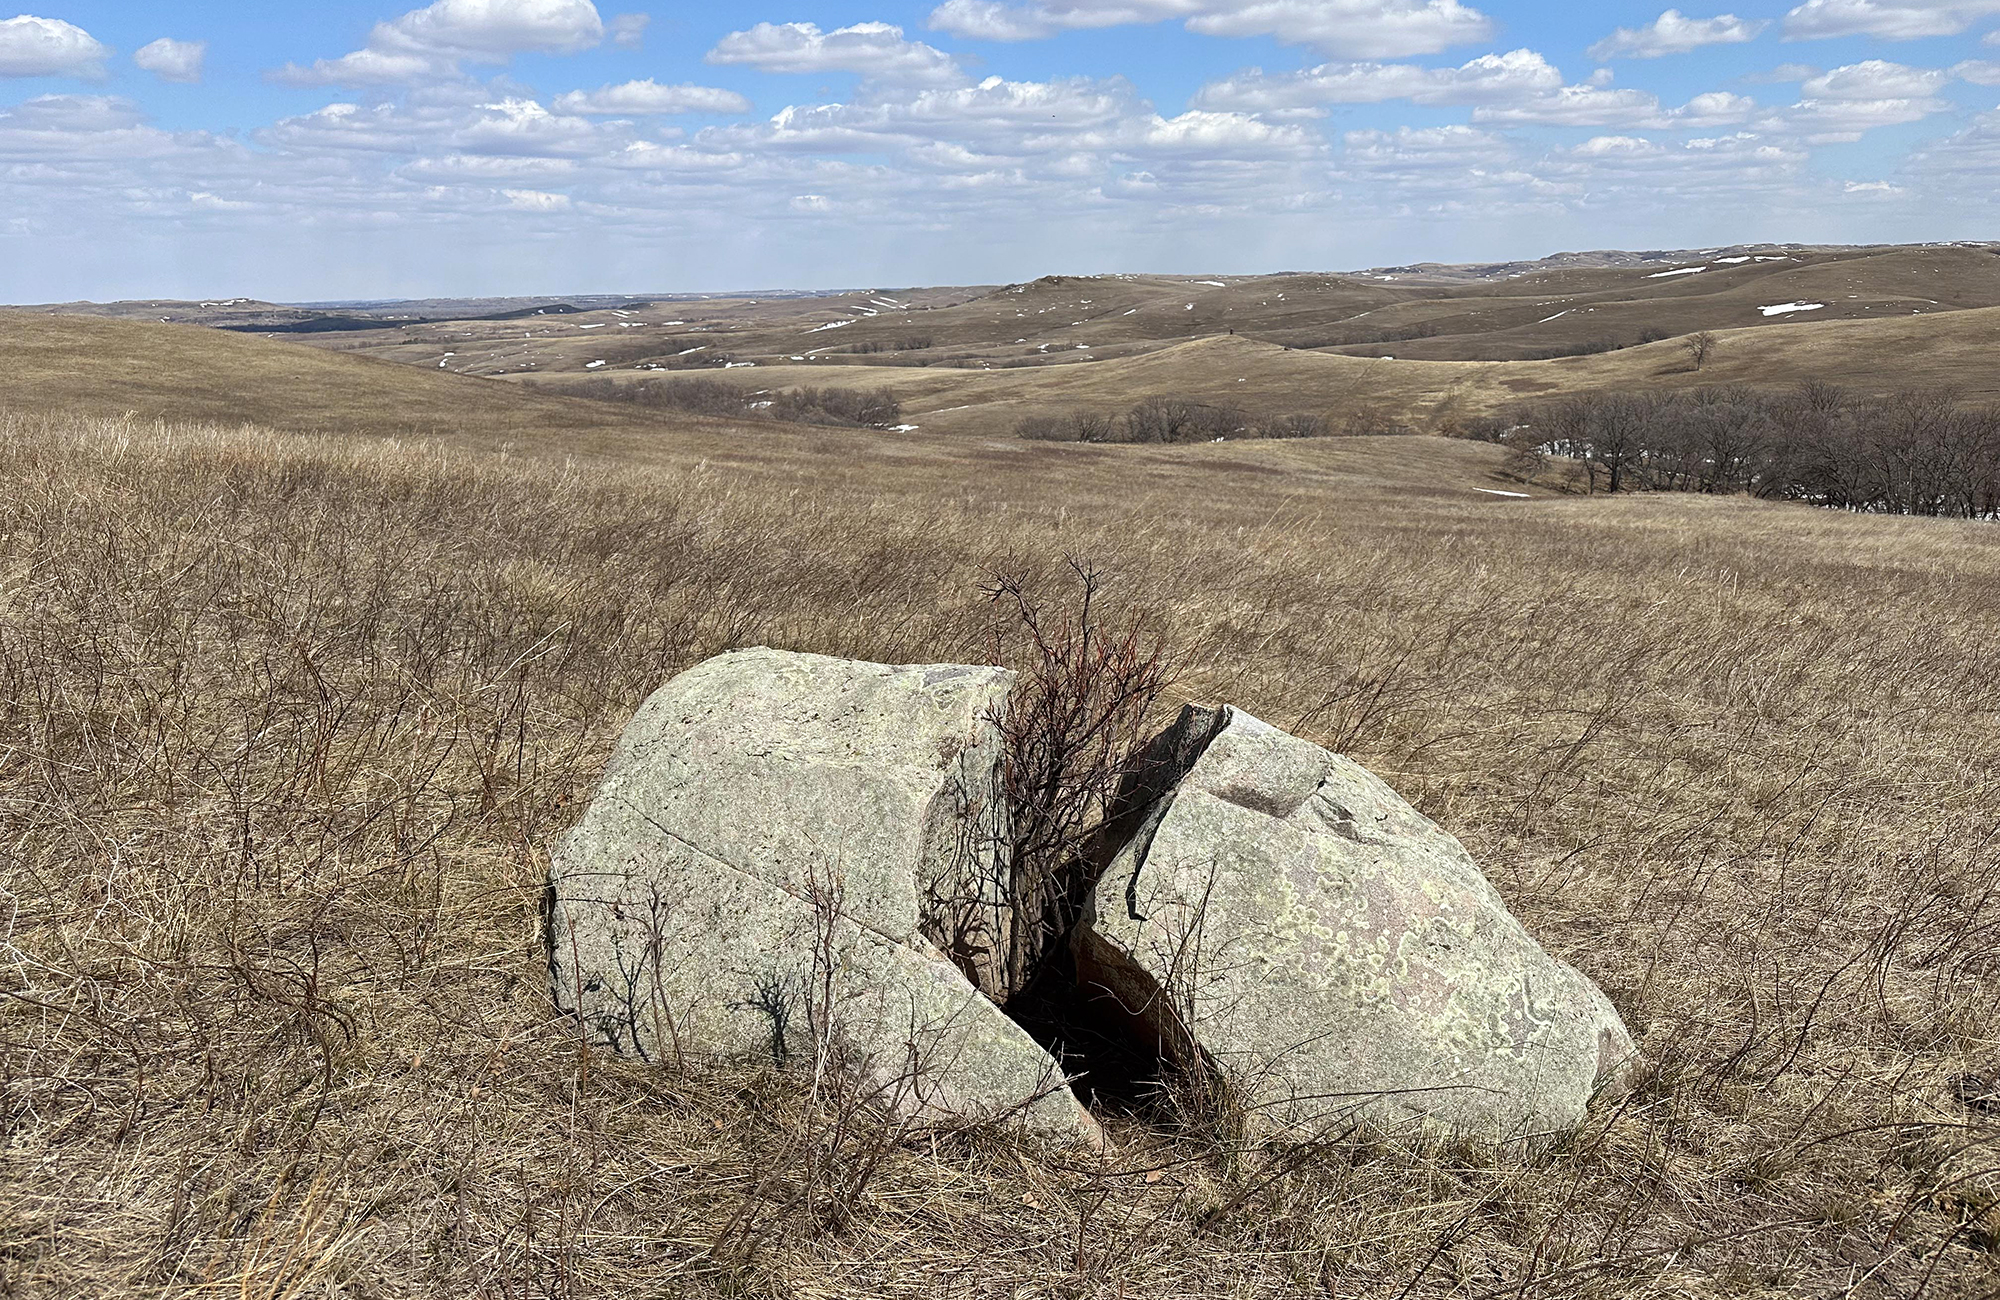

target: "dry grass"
[260,244,2000,381]
[0,311,691,444]
[587,312,2000,441]
[4,409,1998,1298]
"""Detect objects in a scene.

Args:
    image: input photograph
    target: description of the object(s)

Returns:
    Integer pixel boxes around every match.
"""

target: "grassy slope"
[1323,246,2000,359]
[596,307,2000,436]
[188,245,1995,392]
[1,300,1997,1296]
[6,410,1997,1299]
[0,309,679,447]
[0,309,1541,498]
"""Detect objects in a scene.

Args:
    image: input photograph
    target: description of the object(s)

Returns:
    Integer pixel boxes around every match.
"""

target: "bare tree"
[1683,331,1718,371]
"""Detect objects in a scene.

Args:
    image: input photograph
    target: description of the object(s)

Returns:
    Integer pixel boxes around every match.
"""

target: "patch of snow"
[722,361,756,368]
[1123,309,1137,315]
[585,360,606,369]
[1759,301,1825,316]
[888,424,920,431]
[806,319,854,332]
[1474,488,1531,498]
[1646,266,1708,278]
[1195,280,1227,287]
[676,346,708,355]
[1713,256,1752,264]
[1538,310,1570,323]
[1185,303,1194,310]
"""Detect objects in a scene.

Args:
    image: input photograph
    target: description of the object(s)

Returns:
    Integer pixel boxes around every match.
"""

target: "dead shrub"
[983,557,1174,1002]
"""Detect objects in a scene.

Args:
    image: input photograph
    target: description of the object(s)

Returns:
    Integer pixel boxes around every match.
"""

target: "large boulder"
[1076,705,1637,1142]
[549,648,1097,1144]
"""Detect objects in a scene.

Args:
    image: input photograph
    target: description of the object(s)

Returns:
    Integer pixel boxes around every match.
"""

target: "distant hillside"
[0,311,685,449]
[0,308,1539,505]
[574,307,2000,439]
[177,243,1993,399]
[12,243,1997,448]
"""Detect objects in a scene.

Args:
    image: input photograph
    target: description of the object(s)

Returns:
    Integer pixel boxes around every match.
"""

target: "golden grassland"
[282,243,2000,376]
[17,255,2000,458]
[0,310,677,445]
[532,311,2000,437]
[4,403,1997,1298]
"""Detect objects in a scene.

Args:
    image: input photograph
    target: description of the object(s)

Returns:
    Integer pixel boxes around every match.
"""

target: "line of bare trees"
[1013,395,1424,444]
[1472,384,2000,518]
[534,376,905,428]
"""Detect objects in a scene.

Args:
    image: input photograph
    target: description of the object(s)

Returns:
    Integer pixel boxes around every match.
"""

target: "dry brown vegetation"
[5,406,1999,1298]
[243,243,2000,378]
[0,311,677,444]
[603,314,2000,442]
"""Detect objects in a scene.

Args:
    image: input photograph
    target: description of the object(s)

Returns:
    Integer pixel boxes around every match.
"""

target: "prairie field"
[4,402,1997,1299]
[28,245,2000,451]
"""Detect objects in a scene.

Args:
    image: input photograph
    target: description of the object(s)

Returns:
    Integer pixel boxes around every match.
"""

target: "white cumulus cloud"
[1783,0,2000,40]
[1587,10,1768,60]
[0,14,108,78]
[504,187,570,209]
[555,80,751,115]
[275,0,607,86]
[1193,48,1561,114]
[453,97,598,157]
[134,38,207,84]
[1779,95,1948,140]
[1801,59,1951,97]
[929,0,1494,59]
[607,13,648,48]
[707,22,962,85]
[1140,109,1321,156]
[1474,83,1757,128]
[1343,122,1507,164]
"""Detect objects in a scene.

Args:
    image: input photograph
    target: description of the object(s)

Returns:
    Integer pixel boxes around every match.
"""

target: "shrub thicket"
[1496,384,2000,515]
[1017,396,1333,443]
[542,376,905,428]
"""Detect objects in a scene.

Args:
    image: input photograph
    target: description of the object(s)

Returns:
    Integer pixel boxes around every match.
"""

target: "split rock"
[1077,705,1637,1142]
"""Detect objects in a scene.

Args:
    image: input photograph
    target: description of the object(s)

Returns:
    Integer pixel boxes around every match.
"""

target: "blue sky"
[1,0,1997,299]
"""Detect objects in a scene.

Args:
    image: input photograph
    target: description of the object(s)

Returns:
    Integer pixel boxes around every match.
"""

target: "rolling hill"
[21,246,1997,449]
[0,304,1541,509]
[538,307,2000,438]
